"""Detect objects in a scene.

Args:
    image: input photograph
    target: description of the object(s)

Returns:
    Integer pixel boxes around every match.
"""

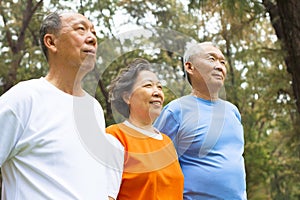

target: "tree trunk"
[263,0,300,113]
[0,0,43,92]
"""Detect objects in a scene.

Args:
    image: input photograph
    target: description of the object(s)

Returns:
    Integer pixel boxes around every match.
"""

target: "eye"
[157,84,163,90]
[76,26,86,33]
[143,83,152,88]
[208,56,215,62]
[220,60,226,65]
[91,30,97,37]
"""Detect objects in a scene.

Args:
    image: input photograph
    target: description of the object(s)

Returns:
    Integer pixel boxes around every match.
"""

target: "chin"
[150,112,161,122]
[80,59,96,71]
[80,64,95,72]
[211,81,224,89]
[80,56,96,70]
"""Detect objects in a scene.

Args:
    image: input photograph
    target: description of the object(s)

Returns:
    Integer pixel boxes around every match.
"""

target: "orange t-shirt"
[106,123,184,200]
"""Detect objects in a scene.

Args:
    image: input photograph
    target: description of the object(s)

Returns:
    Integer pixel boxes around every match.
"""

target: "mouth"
[212,73,223,80]
[83,49,96,55]
[150,100,162,106]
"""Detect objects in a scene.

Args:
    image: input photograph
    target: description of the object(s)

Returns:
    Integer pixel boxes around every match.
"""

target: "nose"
[214,65,222,71]
[86,32,97,46]
[214,62,226,74]
[153,86,164,99]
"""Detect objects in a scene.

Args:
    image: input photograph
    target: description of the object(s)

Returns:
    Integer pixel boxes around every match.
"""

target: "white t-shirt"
[0,78,123,200]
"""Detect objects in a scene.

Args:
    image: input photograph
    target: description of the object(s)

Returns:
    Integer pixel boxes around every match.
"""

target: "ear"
[44,34,57,52]
[122,92,131,105]
[185,62,194,74]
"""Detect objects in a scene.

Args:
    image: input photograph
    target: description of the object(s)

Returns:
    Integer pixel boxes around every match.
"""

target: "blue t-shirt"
[154,95,247,200]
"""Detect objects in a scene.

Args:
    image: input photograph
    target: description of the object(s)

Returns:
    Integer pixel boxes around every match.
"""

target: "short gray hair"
[183,41,215,63]
[39,12,62,61]
[39,10,78,61]
[183,41,216,85]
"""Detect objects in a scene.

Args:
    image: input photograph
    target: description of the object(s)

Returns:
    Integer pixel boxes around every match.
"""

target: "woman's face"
[126,70,164,125]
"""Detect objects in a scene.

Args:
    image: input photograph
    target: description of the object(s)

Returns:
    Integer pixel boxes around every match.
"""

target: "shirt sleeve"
[153,105,180,147]
[106,134,124,199]
[0,104,24,166]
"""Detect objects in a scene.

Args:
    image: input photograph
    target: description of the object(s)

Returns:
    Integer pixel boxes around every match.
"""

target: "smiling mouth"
[150,101,162,106]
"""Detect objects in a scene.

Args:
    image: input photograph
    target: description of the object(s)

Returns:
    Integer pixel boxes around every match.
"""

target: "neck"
[127,118,156,133]
[191,88,219,101]
[45,70,84,96]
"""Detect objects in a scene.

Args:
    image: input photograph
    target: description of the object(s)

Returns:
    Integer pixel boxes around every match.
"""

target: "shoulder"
[106,124,126,139]
[163,95,193,112]
[83,92,104,114]
[105,124,125,148]
[0,78,44,108]
[161,133,173,142]
[1,78,43,97]
[168,95,193,105]
[106,123,129,149]
[221,99,240,112]
[106,124,121,133]
[105,132,124,150]
[14,78,45,90]
[220,99,241,119]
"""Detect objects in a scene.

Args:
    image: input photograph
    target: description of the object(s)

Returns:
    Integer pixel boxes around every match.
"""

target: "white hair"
[183,41,215,63]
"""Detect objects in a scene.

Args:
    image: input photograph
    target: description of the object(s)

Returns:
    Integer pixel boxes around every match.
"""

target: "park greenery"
[0,0,299,199]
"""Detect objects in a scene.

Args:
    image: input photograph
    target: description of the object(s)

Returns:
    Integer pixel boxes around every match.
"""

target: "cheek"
[161,92,165,102]
[129,93,148,106]
[223,68,227,76]
[195,69,207,79]
[67,36,85,49]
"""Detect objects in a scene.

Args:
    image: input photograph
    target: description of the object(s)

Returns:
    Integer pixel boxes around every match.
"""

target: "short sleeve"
[154,104,180,146]
[106,134,124,199]
[0,105,24,166]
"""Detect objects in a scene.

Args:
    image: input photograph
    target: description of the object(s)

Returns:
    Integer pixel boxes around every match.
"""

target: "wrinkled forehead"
[59,12,94,28]
[201,45,225,59]
[198,43,223,57]
[130,71,160,93]
[190,43,225,60]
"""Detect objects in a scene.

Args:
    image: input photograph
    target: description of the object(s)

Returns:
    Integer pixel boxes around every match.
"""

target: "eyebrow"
[141,79,161,83]
[66,19,94,29]
[69,20,97,36]
[206,52,225,60]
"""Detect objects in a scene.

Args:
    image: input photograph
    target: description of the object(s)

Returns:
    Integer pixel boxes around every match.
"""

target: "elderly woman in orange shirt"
[106,58,184,200]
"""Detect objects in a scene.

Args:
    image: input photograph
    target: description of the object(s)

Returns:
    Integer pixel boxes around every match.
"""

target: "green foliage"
[0,0,47,93]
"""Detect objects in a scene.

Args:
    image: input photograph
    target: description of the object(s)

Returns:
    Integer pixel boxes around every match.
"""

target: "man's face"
[55,13,98,72]
[190,44,227,91]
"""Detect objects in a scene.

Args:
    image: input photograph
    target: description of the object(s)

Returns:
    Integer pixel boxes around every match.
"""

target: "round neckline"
[41,77,88,99]
[123,120,163,140]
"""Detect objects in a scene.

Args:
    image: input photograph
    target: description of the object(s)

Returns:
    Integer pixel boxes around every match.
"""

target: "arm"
[154,106,180,145]
[0,103,24,166]
[105,133,124,200]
